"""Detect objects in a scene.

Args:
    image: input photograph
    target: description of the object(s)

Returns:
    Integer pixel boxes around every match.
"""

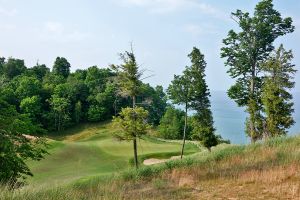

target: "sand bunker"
[143,156,181,166]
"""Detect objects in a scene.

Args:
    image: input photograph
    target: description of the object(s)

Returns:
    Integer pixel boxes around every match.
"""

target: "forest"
[0,0,299,198]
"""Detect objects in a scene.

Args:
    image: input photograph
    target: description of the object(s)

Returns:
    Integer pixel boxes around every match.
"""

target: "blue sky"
[0,0,299,92]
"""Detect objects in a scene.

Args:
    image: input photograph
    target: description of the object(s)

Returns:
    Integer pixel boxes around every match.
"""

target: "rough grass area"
[2,134,299,199]
[24,122,198,187]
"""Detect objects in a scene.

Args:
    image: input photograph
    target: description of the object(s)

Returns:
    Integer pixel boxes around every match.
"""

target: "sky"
[0,0,300,92]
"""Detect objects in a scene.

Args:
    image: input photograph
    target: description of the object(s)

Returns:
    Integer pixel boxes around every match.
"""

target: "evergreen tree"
[221,0,294,142]
[262,45,296,137]
[187,47,219,151]
[111,48,144,169]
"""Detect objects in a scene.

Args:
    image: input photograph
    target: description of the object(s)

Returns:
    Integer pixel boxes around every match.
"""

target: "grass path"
[27,122,199,186]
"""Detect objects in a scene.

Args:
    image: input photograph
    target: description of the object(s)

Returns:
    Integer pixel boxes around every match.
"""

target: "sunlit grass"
[25,121,198,187]
[2,124,299,199]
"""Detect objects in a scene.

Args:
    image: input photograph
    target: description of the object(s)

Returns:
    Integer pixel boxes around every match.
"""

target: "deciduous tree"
[167,71,192,159]
[52,57,71,78]
[221,0,294,142]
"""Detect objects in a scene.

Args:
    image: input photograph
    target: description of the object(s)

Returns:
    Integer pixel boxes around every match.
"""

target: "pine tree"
[262,45,296,137]
[186,47,219,151]
[111,47,143,169]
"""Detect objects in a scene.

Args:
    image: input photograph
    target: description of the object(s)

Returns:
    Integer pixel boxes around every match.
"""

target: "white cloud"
[39,21,91,42]
[120,0,225,18]
[0,6,17,16]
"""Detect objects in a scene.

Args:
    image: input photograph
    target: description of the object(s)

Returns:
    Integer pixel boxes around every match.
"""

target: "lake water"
[210,91,300,144]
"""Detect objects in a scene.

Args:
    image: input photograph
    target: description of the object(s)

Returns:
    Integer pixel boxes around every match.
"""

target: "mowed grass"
[26,122,198,187]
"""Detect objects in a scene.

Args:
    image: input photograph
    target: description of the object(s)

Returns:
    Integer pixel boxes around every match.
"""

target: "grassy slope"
[26,122,198,186]
[2,134,299,200]
[2,123,300,199]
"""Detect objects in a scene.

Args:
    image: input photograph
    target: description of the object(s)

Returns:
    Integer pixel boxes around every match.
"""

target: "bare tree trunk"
[133,138,138,169]
[249,62,256,143]
[180,102,188,159]
[132,95,139,169]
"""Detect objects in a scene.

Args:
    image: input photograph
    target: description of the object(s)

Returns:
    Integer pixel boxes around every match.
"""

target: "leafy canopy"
[113,107,150,140]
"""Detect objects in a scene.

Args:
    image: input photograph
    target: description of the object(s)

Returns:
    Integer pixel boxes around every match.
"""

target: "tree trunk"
[249,62,256,143]
[180,102,188,159]
[133,138,138,169]
[132,95,138,169]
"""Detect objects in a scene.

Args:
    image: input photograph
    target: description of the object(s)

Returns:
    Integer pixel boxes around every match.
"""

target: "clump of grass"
[152,179,168,189]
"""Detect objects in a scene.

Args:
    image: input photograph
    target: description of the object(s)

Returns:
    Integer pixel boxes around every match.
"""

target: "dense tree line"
[0,54,167,181]
[0,56,167,134]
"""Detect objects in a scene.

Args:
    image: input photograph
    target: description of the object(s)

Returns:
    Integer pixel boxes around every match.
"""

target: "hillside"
[1,123,299,199]
[26,122,199,187]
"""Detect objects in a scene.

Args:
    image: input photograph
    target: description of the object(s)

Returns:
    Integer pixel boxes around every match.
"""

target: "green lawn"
[27,122,199,186]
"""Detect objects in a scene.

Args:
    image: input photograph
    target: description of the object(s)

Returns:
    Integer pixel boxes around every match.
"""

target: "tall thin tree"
[167,71,192,159]
[262,44,296,137]
[111,47,144,168]
[187,47,219,151]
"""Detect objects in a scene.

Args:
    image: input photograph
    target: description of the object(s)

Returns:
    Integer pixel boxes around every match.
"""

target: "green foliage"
[20,96,42,119]
[158,107,185,139]
[167,47,225,153]
[50,96,71,131]
[87,105,105,122]
[186,47,221,150]
[221,0,294,142]
[111,50,142,100]
[167,73,191,108]
[140,84,167,125]
[167,68,192,158]
[52,57,71,78]
[2,58,26,79]
[73,101,82,123]
[113,107,150,140]
[15,76,42,100]
[261,45,296,137]
[27,64,50,80]
[0,98,47,186]
[0,57,4,75]
[0,54,164,133]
